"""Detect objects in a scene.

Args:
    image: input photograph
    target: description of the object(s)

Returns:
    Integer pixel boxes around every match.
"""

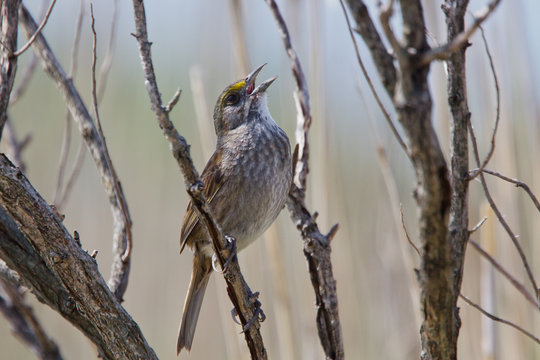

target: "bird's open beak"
[245,63,276,96]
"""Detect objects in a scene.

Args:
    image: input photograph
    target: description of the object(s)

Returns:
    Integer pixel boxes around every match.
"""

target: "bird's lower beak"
[250,76,277,96]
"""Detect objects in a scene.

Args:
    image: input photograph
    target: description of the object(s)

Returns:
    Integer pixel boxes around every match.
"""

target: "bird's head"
[213,63,276,137]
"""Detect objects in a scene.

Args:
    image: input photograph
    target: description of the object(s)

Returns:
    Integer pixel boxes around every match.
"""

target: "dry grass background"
[1,0,539,359]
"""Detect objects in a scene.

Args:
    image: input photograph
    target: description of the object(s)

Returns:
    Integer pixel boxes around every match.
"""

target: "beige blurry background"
[1,0,540,359]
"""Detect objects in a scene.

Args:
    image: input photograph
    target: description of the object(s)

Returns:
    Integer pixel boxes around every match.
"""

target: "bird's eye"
[225,93,240,105]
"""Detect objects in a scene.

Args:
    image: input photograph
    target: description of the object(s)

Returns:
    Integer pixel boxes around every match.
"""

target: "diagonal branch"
[13,0,57,57]
[420,0,502,65]
[130,1,267,358]
[19,4,133,301]
[468,122,538,302]
[344,0,397,95]
[477,169,540,213]
[460,293,540,344]
[0,155,157,359]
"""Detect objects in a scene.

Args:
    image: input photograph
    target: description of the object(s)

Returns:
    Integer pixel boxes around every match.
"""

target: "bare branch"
[0,280,64,360]
[0,155,158,359]
[468,239,537,307]
[468,122,538,299]
[0,0,20,138]
[343,0,397,95]
[13,0,57,57]
[3,118,31,173]
[264,0,311,192]
[477,169,540,214]
[19,4,133,301]
[130,1,267,357]
[90,4,133,297]
[340,0,408,154]
[460,293,540,344]
[469,24,500,180]
[379,0,406,61]
[421,0,502,65]
[264,1,343,359]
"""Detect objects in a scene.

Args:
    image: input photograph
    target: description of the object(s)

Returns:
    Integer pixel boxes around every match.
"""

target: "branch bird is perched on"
[177,64,292,354]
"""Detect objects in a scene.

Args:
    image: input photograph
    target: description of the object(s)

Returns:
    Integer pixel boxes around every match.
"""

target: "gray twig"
[477,169,540,214]
[460,293,540,344]
[54,0,85,207]
[469,24,500,180]
[13,0,57,56]
[0,280,64,360]
[468,122,538,301]
[421,0,502,65]
[468,239,537,307]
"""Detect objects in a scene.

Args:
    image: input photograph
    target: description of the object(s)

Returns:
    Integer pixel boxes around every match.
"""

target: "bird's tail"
[177,254,212,355]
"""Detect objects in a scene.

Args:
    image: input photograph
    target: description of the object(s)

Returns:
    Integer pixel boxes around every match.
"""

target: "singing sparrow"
[176,64,292,354]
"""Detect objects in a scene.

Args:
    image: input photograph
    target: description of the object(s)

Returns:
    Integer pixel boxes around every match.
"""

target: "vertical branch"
[264,1,343,359]
[0,0,20,139]
[442,1,471,359]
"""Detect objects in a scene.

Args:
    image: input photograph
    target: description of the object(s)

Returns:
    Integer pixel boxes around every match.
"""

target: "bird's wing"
[180,150,225,253]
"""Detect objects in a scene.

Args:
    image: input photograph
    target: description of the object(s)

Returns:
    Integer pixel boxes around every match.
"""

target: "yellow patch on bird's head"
[229,80,246,92]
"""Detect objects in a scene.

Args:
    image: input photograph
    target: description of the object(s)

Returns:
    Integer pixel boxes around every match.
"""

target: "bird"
[176,64,292,355]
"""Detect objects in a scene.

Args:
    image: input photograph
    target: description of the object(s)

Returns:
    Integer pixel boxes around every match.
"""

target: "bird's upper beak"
[245,63,277,96]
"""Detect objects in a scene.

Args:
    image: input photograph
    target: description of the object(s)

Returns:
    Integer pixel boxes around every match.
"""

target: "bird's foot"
[230,291,265,332]
[211,235,237,273]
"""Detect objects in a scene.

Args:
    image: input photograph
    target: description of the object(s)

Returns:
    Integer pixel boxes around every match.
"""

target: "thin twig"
[264,0,311,192]
[96,0,118,101]
[90,4,133,299]
[378,0,406,60]
[469,216,487,234]
[54,0,85,207]
[13,0,57,56]
[3,118,31,173]
[57,142,85,208]
[468,122,538,301]
[477,169,540,213]
[400,204,421,256]
[468,238,537,307]
[339,0,408,154]
[9,55,38,105]
[0,280,64,360]
[469,24,500,180]
[420,0,502,65]
[460,293,540,344]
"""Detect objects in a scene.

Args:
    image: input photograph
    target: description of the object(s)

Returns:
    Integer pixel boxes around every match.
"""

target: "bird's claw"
[229,291,265,333]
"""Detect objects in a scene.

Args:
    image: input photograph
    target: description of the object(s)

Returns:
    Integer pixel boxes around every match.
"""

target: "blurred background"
[1,0,540,359]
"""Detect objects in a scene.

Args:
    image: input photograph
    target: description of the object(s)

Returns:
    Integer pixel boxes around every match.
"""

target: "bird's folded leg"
[211,235,237,273]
